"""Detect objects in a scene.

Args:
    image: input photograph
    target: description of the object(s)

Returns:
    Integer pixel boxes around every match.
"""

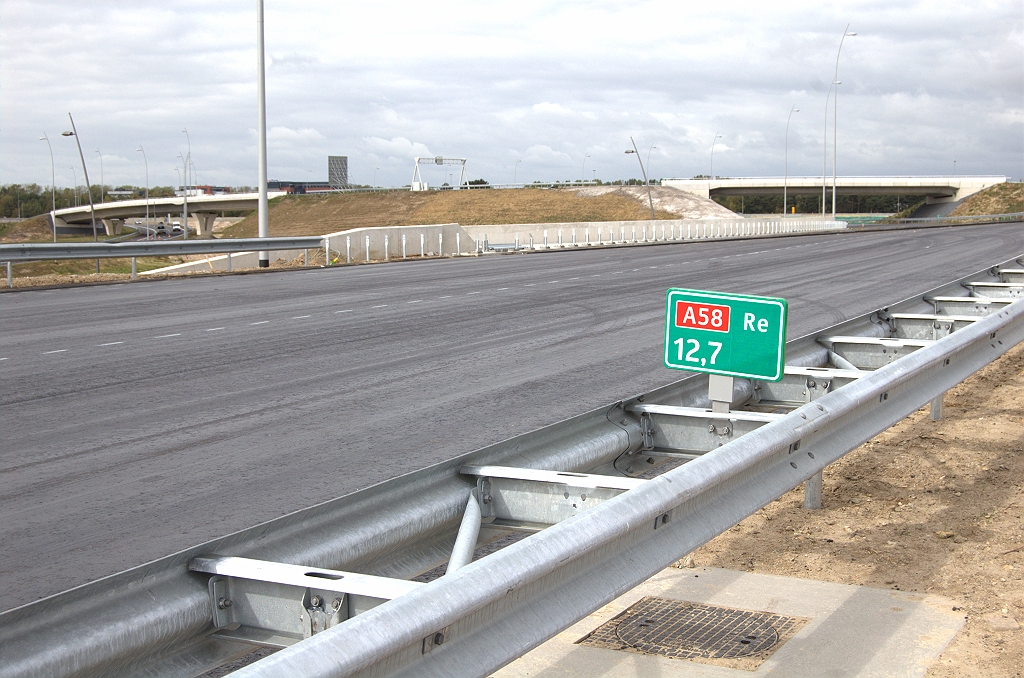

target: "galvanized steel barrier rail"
[0,237,326,262]
[0,256,1022,678]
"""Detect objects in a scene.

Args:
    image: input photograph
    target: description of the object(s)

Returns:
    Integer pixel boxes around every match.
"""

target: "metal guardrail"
[0,236,326,262]
[0,257,1021,678]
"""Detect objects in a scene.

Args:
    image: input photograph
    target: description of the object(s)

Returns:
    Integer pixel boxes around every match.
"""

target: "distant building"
[267,180,332,195]
[328,156,349,189]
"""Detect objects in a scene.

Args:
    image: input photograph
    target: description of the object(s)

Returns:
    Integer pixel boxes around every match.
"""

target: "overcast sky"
[2,1,1022,190]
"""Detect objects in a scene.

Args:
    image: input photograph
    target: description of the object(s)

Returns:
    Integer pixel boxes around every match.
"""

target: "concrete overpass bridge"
[662,176,1005,205]
[50,192,286,237]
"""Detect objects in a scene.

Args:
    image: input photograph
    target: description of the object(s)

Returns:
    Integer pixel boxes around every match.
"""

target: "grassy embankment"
[223,187,677,238]
[950,182,1024,216]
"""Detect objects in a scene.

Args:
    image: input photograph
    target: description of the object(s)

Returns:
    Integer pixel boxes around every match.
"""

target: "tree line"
[0,184,180,219]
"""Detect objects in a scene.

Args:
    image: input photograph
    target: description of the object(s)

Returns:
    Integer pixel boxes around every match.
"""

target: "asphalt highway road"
[3,223,1023,612]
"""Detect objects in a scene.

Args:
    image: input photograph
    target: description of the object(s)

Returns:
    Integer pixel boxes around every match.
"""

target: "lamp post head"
[61,131,75,137]
[847,32,857,36]
[39,136,46,141]
[625,150,635,154]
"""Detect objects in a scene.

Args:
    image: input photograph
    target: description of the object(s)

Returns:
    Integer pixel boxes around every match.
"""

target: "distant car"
[134,219,141,224]
[171,224,183,234]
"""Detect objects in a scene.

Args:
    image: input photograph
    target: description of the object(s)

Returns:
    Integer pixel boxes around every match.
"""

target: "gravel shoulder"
[686,341,1024,677]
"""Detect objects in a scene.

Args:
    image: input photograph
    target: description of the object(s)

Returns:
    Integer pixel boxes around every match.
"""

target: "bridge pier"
[101,218,124,236]
[193,213,217,238]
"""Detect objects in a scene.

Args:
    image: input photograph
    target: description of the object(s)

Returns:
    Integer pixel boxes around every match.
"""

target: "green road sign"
[663,289,788,381]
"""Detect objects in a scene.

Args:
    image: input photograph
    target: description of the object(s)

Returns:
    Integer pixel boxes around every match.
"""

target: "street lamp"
[62,114,99,273]
[581,153,590,183]
[784,105,799,216]
[181,128,191,240]
[136,145,150,239]
[95,149,104,203]
[69,166,78,207]
[710,132,723,178]
[256,0,270,266]
[824,25,856,217]
[61,115,97,243]
[40,134,56,241]
[625,136,655,219]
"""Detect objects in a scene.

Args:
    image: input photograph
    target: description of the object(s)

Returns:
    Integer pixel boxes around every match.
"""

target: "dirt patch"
[222,187,728,239]
[0,215,52,242]
[574,185,738,220]
[951,183,1024,217]
[683,342,1024,677]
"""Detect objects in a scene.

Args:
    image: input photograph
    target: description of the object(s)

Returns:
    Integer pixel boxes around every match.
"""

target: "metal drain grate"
[578,597,807,668]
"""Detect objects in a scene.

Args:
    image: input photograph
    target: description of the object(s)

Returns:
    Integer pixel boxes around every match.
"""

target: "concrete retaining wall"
[139,217,842,275]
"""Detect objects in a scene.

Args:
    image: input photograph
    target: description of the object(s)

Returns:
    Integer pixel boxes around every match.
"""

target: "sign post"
[664,289,788,412]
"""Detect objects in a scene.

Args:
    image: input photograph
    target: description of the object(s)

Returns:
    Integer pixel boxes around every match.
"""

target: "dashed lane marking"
[98,342,123,346]
[497,287,508,290]
[466,291,481,295]
[439,295,452,299]
[250,321,269,325]
[407,300,423,304]
[292,315,311,319]
[44,349,67,354]
[206,328,225,332]
[372,304,388,308]
[155,333,181,338]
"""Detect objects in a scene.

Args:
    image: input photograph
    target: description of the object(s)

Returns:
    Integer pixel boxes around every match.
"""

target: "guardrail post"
[930,393,944,420]
[7,261,12,288]
[439,233,443,256]
[384,235,389,261]
[530,234,534,249]
[304,249,309,267]
[346,236,351,263]
[402,234,407,259]
[804,471,823,509]
[420,233,425,257]
[456,232,460,255]
[131,257,137,280]
[365,235,371,262]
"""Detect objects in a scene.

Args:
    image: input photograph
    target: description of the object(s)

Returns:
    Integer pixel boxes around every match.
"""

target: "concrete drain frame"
[577,596,809,670]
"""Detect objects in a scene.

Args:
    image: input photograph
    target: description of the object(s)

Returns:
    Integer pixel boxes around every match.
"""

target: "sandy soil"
[684,342,1024,677]
[574,185,738,220]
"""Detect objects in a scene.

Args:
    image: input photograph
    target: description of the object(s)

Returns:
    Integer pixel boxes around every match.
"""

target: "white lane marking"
[649,266,658,269]
[525,283,536,287]
[372,304,387,308]
[44,349,68,354]
[497,287,508,290]
[0,357,8,361]
[206,328,225,332]
[592,274,601,277]
[292,315,311,319]
[155,333,181,338]
[250,321,269,325]
[98,342,123,346]
[549,281,559,284]
[439,295,452,299]
[466,291,480,295]
[567,277,580,280]
[407,300,423,304]
[334,310,352,314]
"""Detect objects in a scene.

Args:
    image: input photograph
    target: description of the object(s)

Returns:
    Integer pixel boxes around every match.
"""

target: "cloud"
[2,0,1021,187]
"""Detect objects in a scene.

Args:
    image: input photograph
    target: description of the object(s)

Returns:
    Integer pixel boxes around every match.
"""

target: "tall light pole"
[626,136,655,219]
[827,25,856,217]
[69,166,78,207]
[182,128,191,240]
[95,149,104,203]
[710,132,723,178]
[40,134,56,241]
[61,115,97,243]
[581,153,589,183]
[784,105,799,216]
[256,0,270,266]
[647,144,657,185]
[62,113,99,273]
[136,145,149,238]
